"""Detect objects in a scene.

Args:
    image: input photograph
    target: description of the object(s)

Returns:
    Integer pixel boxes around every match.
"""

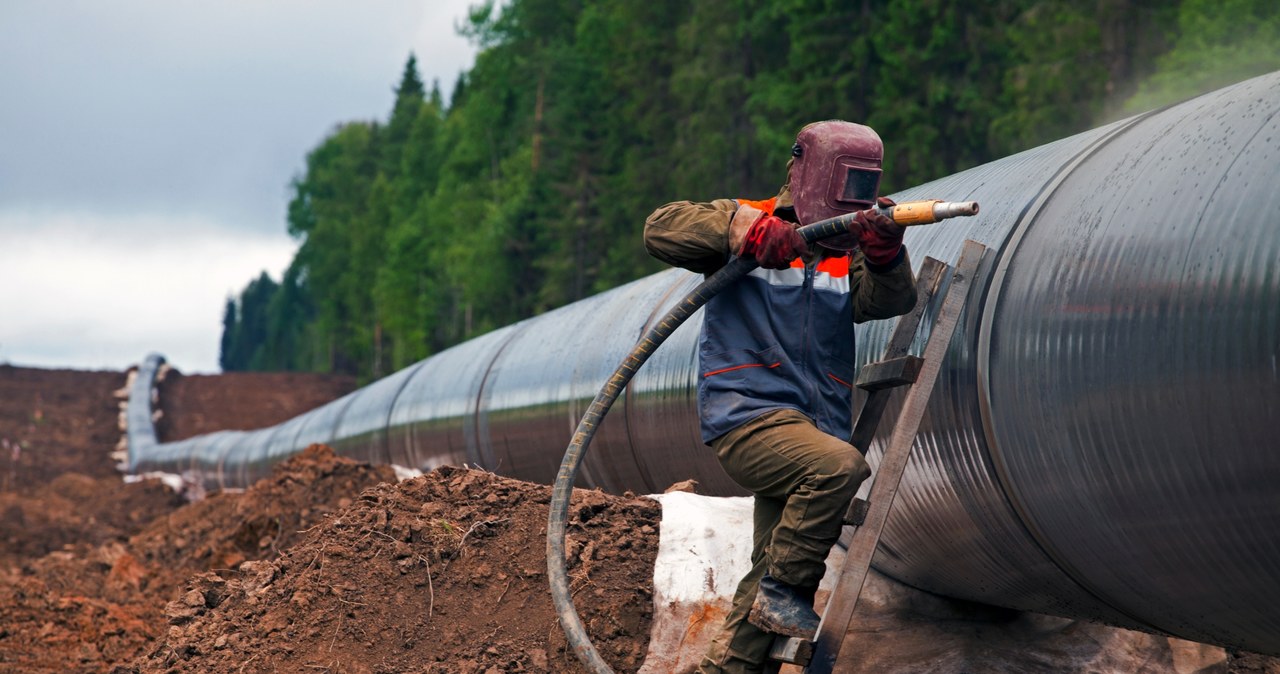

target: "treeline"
[220,0,1280,380]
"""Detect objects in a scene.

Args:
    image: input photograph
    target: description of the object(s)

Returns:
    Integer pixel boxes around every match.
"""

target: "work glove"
[739,215,807,269]
[855,196,905,266]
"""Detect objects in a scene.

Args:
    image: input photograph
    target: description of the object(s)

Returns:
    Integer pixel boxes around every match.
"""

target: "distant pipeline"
[128,72,1280,655]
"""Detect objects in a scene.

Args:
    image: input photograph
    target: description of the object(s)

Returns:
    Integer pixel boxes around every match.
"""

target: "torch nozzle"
[886,200,980,225]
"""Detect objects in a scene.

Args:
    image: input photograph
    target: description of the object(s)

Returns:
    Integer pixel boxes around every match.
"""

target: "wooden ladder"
[768,239,988,673]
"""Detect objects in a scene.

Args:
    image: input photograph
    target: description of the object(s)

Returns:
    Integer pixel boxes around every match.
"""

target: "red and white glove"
[855,196,905,266]
[740,215,807,269]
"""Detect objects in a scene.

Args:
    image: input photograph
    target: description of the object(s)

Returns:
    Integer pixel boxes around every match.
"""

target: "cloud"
[0,1,478,372]
[0,0,477,232]
[0,209,297,373]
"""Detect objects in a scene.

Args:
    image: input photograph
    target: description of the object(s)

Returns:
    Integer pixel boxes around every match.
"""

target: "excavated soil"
[153,370,356,442]
[131,463,659,673]
[0,365,658,673]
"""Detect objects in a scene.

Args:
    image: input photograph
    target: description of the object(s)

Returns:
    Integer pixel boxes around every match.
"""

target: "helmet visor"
[841,167,880,204]
[818,164,881,252]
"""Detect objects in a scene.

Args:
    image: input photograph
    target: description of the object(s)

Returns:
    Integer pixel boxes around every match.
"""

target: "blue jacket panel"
[698,258,856,444]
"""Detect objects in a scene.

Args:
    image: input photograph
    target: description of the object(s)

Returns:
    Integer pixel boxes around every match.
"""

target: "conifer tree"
[219,297,238,371]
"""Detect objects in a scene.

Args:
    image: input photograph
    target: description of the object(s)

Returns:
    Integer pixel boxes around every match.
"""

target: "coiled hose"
[546,202,977,672]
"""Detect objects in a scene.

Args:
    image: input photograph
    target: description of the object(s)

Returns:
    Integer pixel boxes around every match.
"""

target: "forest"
[219,0,1280,381]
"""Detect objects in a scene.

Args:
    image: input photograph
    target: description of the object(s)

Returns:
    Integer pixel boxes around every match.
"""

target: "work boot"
[747,574,820,640]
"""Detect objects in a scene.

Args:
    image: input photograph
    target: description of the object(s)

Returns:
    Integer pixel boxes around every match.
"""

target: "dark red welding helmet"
[787,120,883,251]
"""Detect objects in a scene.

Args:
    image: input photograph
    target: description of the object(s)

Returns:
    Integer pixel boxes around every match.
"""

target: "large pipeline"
[129,72,1280,655]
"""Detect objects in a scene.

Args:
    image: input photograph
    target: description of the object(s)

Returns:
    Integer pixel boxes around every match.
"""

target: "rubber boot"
[747,574,820,640]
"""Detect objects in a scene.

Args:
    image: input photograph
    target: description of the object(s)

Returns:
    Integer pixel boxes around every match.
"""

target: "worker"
[643,120,918,673]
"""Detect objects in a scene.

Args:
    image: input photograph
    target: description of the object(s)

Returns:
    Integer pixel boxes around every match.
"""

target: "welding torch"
[804,199,981,242]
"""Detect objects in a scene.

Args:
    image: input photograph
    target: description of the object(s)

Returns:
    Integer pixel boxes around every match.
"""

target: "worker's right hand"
[854,205,905,266]
[739,215,807,269]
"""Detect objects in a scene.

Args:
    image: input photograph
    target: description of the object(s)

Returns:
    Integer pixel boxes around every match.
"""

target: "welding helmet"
[787,120,883,251]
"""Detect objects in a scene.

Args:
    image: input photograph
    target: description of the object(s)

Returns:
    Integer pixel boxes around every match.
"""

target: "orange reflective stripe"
[737,197,777,216]
[827,372,852,388]
[704,361,782,378]
[788,255,850,275]
[816,255,850,278]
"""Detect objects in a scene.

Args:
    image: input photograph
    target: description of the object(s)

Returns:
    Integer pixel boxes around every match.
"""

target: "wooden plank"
[767,636,812,665]
[804,240,988,674]
[842,497,871,527]
[854,355,923,391]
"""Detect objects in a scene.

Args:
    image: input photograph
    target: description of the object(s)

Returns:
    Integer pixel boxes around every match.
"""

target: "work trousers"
[697,408,870,674]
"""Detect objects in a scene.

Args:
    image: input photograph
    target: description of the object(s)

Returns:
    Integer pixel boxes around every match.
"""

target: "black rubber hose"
[546,210,869,672]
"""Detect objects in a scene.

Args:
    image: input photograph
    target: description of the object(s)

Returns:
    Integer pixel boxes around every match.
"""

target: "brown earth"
[0,365,657,673]
[128,462,659,673]
[152,369,357,441]
[0,365,184,571]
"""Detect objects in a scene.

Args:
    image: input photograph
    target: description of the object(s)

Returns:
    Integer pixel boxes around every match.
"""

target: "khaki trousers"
[697,408,870,674]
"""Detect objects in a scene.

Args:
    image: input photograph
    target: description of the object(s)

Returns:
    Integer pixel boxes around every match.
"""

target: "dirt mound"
[0,364,364,673]
[0,475,183,569]
[0,364,185,571]
[0,543,166,672]
[0,366,661,673]
[0,444,399,673]
[130,444,397,598]
[154,370,356,442]
[131,465,661,673]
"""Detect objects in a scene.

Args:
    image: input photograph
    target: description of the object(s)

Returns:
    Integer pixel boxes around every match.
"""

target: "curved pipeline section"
[124,353,165,467]
[128,71,1280,655]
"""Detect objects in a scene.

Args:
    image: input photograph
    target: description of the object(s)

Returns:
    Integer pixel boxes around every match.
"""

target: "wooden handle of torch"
[886,200,980,225]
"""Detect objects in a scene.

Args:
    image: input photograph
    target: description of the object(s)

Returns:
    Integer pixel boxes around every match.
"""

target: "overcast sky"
[0,1,479,373]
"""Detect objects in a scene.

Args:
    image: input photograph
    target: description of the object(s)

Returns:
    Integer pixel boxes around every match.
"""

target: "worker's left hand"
[856,197,905,266]
[740,215,807,269]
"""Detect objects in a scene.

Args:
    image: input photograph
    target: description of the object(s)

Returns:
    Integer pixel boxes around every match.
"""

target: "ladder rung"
[768,636,813,665]
[843,497,870,526]
[854,355,923,391]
